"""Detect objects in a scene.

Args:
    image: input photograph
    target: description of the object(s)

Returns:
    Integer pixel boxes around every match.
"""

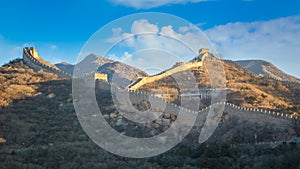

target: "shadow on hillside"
[0,79,211,168]
[0,79,78,146]
[0,79,300,169]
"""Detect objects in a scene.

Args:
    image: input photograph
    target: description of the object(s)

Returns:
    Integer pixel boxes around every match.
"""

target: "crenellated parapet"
[23,47,110,80]
[98,81,298,122]
[95,73,108,82]
[22,46,298,122]
[128,48,209,90]
[22,47,73,78]
[90,80,299,144]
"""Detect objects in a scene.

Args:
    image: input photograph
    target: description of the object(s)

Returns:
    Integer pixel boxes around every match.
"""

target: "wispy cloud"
[50,44,58,50]
[105,15,300,77]
[107,19,211,55]
[108,0,206,9]
[106,28,123,43]
[204,15,300,77]
[105,19,213,74]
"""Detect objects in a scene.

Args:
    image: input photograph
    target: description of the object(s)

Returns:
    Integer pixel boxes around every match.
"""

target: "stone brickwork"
[128,48,209,90]
[104,81,298,124]
[95,73,108,82]
[22,47,72,78]
[199,48,209,54]
[94,81,297,142]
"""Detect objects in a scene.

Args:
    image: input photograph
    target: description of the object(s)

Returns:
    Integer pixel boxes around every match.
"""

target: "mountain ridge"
[235,59,300,83]
[1,52,300,168]
[56,53,148,86]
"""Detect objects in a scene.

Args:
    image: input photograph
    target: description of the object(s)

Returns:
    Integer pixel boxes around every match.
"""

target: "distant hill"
[55,62,74,74]
[75,53,148,87]
[235,60,300,83]
[97,61,148,87]
[53,55,300,114]
[68,53,113,74]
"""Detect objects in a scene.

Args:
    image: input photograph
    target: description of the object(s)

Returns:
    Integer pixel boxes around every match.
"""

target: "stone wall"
[128,50,208,90]
[95,73,108,82]
[121,82,298,122]
[90,81,298,144]
[96,82,297,144]
[22,47,72,78]
[199,48,209,54]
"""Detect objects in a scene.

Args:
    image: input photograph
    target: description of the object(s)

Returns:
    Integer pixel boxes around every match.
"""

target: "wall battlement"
[95,73,108,82]
[23,47,109,81]
[22,47,73,78]
[199,48,209,54]
[28,47,40,60]
[22,47,299,122]
[128,48,209,90]
[99,80,298,122]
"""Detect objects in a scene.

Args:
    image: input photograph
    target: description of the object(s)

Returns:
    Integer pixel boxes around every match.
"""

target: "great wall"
[22,47,300,144]
[85,80,299,146]
[111,82,299,121]
[127,48,209,90]
[22,47,73,79]
[22,47,108,81]
[22,47,300,119]
[23,47,300,88]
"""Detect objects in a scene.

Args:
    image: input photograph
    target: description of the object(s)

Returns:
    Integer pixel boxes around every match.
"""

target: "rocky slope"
[97,60,148,87]
[138,56,300,115]
[0,59,60,107]
[235,60,300,83]
[0,57,300,169]
[0,58,300,168]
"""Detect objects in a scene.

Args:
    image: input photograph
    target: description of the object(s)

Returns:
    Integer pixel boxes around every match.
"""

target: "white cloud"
[161,25,179,38]
[107,19,212,56]
[108,51,132,62]
[50,44,58,50]
[105,16,300,77]
[108,0,205,9]
[178,24,198,33]
[131,20,159,34]
[110,50,182,75]
[105,19,214,74]
[123,51,133,60]
[106,27,123,43]
[204,15,300,77]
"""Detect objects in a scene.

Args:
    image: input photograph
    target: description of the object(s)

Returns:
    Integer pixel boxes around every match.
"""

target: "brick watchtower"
[195,48,209,62]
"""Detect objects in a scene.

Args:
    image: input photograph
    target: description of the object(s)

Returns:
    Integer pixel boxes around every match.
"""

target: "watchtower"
[199,48,209,54]
[195,48,209,61]
[29,47,41,60]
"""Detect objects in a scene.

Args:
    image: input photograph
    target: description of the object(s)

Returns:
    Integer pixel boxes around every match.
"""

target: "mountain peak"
[57,62,72,65]
[83,53,114,65]
[235,59,300,82]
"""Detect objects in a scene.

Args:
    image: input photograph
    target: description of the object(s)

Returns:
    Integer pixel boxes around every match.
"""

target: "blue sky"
[0,0,300,77]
